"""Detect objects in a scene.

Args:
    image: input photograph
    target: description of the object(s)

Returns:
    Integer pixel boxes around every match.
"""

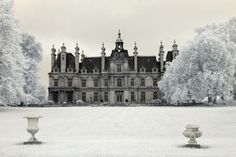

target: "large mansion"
[48,31,179,105]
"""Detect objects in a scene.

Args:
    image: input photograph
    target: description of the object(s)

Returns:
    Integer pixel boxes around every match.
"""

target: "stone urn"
[24,114,42,144]
[183,124,202,147]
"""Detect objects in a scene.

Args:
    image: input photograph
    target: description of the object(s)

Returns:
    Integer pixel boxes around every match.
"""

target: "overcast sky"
[14,0,236,89]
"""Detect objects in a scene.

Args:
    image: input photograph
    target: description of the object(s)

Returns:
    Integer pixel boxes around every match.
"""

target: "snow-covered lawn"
[0,106,236,157]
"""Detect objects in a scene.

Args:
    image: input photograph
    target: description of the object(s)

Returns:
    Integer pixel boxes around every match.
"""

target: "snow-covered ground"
[0,106,236,157]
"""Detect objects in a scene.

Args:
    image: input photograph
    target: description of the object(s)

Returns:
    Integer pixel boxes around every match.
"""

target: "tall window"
[104,79,109,87]
[131,92,135,102]
[153,92,158,100]
[130,78,135,86]
[68,79,72,87]
[117,78,122,87]
[104,92,108,102]
[94,79,98,87]
[141,78,145,86]
[117,64,121,72]
[94,92,98,102]
[54,79,58,87]
[141,92,146,102]
[116,92,123,102]
[153,79,158,87]
[82,79,86,87]
[82,92,86,102]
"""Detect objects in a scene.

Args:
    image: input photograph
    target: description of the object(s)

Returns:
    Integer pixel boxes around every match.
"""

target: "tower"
[51,44,56,71]
[75,42,80,73]
[159,41,164,73]
[60,43,67,72]
[133,42,138,72]
[115,30,124,50]
[101,42,106,72]
[172,40,179,59]
[81,50,85,62]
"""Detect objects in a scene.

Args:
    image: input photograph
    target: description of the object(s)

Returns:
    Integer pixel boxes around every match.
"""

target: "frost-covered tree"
[20,33,46,104]
[159,18,236,105]
[0,0,26,105]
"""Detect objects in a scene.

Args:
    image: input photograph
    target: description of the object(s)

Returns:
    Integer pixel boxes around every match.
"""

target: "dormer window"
[140,66,146,73]
[53,67,59,73]
[93,67,99,73]
[67,66,73,73]
[81,67,87,74]
[152,67,158,73]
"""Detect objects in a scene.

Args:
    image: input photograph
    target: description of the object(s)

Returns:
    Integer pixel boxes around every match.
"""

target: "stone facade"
[48,31,179,105]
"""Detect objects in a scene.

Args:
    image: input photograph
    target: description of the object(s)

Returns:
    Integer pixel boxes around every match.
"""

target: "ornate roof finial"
[134,41,138,52]
[61,43,66,52]
[160,41,164,49]
[172,40,178,50]
[75,42,80,53]
[51,44,56,53]
[116,29,123,42]
[101,42,106,53]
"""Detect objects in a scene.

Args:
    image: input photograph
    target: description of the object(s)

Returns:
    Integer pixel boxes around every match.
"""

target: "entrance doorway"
[52,92,59,104]
[116,91,124,103]
[67,91,73,104]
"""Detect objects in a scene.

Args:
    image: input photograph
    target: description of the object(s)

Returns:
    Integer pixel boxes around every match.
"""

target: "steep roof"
[166,51,174,62]
[81,57,101,73]
[137,56,159,72]
[52,54,161,73]
[52,53,75,72]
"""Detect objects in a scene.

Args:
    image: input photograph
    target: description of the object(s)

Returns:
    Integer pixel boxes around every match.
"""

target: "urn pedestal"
[183,124,202,148]
[24,115,42,145]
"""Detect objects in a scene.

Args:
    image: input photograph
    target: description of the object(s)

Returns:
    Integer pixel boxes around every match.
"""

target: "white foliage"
[0,0,46,105]
[159,18,236,105]
[20,33,47,104]
[0,0,26,105]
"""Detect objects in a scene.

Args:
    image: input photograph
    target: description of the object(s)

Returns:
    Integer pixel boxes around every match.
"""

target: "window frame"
[82,92,86,102]
[104,92,108,102]
[141,92,146,102]
[94,92,98,102]
[141,78,145,87]
[54,79,58,87]
[94,79,99,87]
[117,78,122,87]
[130,78,135,86]
[68,79,72,87]
[117,64,122,72]
[104,79,109,87]
[153,78,158,87]
[131,92,135,102]
[82,79,86,87]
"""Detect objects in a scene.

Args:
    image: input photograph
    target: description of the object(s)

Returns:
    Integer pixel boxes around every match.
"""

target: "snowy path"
[0,107,236,157]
